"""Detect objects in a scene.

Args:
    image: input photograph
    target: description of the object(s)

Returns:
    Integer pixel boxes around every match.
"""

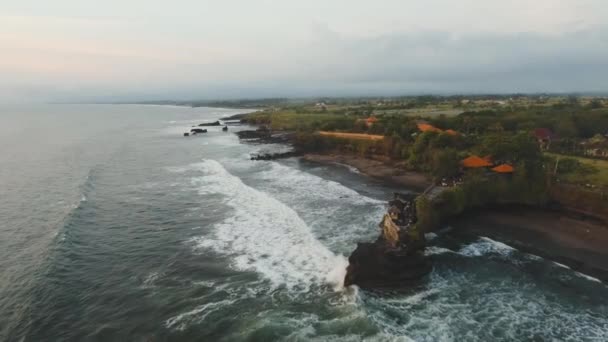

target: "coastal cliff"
[344,193,432,288]
[234,127,608,285]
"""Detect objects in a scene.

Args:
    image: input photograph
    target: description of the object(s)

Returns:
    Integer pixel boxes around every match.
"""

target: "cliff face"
[550,184,608,223]
[344,242,432,288]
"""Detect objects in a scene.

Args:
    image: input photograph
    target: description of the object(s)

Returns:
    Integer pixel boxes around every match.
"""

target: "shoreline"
[300,150,608,283]
[451,207,608,282]
[302,153,432,192]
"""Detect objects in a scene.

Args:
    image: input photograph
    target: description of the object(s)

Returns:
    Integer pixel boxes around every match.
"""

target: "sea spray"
[325,254,350,291]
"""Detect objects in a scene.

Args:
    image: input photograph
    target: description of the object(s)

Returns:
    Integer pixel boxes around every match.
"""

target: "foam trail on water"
[165,299,237,331]
[333,162,361,174]
[575,271,602,283]
[190,159,348,292]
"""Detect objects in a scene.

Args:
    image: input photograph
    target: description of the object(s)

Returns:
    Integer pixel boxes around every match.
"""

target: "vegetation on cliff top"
[242,95,608,224]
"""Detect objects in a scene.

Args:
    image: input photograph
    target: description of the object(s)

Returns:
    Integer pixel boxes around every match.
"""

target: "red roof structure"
[533,128,554,140]
[417,123,443,133]
[365,116,379,126]
[491,164,515,173]
[462,155,492,168]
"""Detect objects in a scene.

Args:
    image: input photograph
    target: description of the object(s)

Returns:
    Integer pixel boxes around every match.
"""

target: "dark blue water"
[1,104,607,341]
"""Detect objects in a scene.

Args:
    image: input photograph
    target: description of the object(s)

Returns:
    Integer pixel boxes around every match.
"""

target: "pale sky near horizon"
[2,0,608,102]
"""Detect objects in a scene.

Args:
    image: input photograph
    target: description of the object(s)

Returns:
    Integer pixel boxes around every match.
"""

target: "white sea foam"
[333,162,361,174]
[524,253,543,261]
[218,159,386,251]
[141,272,160,288]
[363,268,608,342]
[424,246,454,256]
[553,261,571,269]
[165,299,236,331]
[575,271,602,283]
[425,232,438,241]
[253,161,383,205]
[458,236,516,257]
[190,159,349,292]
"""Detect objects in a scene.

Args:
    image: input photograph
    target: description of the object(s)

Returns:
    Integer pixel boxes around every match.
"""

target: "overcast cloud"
[2,0,607,102]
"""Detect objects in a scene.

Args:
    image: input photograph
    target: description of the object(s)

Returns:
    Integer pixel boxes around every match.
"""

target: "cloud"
[1,1,608,101]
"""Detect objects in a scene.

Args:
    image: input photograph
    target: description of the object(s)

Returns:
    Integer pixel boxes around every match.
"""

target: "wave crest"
[190,159,348,292]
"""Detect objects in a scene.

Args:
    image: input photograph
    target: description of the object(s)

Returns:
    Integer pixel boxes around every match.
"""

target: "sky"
[2,0,608,102]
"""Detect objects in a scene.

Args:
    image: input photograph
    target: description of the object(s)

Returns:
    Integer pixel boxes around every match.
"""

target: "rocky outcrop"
[344,193,432,289]
[198,121,221,126]
[250,151,300,161]
[190,128,208,134]
[235,129,294,145]
[344,242,432,288]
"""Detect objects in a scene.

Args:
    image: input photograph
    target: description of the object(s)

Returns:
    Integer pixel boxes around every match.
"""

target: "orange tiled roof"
[491,164,514,173]
[462,155,493,168]
[445,129,459,136]
[417,123,442,133]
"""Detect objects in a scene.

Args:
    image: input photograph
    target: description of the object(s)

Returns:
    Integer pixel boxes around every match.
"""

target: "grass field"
[247,110,354,131]
[546,153,608,188]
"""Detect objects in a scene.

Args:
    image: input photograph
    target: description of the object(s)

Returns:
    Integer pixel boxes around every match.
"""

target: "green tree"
[431,149,460,180]
[555,118,578,139]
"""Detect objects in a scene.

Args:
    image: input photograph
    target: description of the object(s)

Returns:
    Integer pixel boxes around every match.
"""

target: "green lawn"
[546,153,608,188]
[246,110,354,131]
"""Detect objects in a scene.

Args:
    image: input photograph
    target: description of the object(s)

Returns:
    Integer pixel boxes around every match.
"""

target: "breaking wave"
[231,160,383,205]
[458,236,516,257]
[189,159,349,292]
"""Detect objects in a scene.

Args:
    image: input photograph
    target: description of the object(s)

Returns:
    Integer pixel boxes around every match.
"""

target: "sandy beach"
[302,153,432,192]
[451,208,608,281]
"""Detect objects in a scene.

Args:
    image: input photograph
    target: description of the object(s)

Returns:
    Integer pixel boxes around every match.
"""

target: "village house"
[416,122,459,136]
[581,134,608,158]
[365,116,378,127]
[461,155,492,169]
[417,122,443,133]
[315,102,327,110]
[533,128,555,151]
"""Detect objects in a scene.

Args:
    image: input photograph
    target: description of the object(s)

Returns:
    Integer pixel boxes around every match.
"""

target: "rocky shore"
[310,152,608,284]
[234,128,607,286]
[344,193,432,288]
[451,207,608,282]
[235,129,295,145]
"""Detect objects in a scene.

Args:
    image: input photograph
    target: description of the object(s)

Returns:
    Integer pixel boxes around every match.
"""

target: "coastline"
[299,150,608,283]
[302,153,432,192]
[451,207,608,282]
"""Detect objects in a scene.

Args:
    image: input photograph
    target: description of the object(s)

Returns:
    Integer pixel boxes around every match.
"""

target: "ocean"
[1,104,607,341]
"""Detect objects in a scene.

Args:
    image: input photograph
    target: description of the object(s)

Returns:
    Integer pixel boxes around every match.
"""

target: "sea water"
[1,104,607,341]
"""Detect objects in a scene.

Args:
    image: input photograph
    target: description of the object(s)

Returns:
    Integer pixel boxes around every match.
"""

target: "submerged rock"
[190,128,208,134]
[250,151,299,161]
[198,121,221,126]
